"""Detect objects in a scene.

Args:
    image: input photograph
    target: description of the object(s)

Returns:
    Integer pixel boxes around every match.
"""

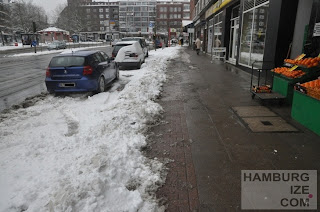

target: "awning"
[182,20,193,27]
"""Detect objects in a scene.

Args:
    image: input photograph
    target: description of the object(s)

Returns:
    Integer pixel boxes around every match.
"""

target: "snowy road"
[0,46,112,112]
[0,47,180,212]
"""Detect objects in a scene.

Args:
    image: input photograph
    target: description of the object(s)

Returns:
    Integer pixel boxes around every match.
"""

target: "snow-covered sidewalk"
[0,47,180,212]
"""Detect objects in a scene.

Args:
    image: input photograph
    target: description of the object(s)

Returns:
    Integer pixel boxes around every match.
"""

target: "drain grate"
[261,121,273,126]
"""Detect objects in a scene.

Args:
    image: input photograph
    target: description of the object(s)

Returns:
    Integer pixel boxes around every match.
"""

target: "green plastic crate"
[272,76,294,103]
[291,90,320,136]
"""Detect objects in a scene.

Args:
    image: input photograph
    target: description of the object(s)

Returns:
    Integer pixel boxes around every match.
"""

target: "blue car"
[45,50,119,93]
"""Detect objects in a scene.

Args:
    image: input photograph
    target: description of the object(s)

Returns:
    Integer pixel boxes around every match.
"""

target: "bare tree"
[10,0,48,33]
[55,3,89,35]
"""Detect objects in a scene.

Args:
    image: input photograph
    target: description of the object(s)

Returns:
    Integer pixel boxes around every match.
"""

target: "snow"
[0,47,181,212]
[8,44,109,57]
[38,27,68,32]
[115,41,143,63]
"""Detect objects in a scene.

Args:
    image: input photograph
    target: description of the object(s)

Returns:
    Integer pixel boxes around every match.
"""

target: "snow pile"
[0,47,180,212]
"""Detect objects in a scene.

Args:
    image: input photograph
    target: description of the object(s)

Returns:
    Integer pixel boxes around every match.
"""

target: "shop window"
[239,3,269,68]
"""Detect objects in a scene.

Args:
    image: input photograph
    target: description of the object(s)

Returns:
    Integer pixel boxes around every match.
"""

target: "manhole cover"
[233,106,277,117]
[242,117,298,132]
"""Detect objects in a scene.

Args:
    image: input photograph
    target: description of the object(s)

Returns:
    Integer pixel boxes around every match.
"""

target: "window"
[134,7,140,12]
[183,4,190,11]
[127,7,133,11]
[174,14,177,19]
[177,14,181,19]
[99,8,103,12]
[88,27,92,31]
[183,13,190,19]
[99,14,104,18]
[142,17,148,21]
[174,7,178,12]
[135,12,141,16]
[170,7,173,12]
[100,27,104,31]
[134,17,141,21]
[142,12,148,17]
[178,7,181,12]
[86,9,90,13]
[239,3,269,68]
[87,15,91,19]
[100,21,104,24]
[106,14,109,18]
[141,7,148,11]
[160,7,164,12]
[170,14,173,19]
[149,7,154,11]
[105,8,109,12]
[120,7,126,11]
[163,14,167,18]
[93,9,97,12]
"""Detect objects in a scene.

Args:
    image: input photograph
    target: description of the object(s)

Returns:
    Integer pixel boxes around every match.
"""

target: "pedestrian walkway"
[147,47,320,211]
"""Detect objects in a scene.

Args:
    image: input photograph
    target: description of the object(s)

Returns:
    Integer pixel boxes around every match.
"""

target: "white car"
[111,39,119,47]
[115,41,145,69]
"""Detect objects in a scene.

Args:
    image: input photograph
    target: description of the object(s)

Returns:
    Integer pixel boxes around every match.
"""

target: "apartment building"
[156,0,191,39]
[118,0,157,36]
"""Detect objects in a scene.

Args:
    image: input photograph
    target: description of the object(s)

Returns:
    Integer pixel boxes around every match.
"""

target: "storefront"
[238,0,269,68]
[227,5,240,64]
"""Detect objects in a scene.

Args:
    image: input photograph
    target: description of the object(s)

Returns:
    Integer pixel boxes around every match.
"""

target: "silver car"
[47,41,67,50]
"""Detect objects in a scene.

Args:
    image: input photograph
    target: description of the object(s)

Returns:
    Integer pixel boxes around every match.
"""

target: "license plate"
[59,83,75,87]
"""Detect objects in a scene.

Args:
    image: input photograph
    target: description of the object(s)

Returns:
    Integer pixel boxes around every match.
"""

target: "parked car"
[47,41,67,50]
[121,37,149,57]
[111,39,120,47]
[115,41,145,69]
[112,41,138,58]
[45,50,119,93]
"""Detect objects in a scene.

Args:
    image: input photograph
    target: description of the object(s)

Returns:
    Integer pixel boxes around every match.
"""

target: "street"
[0,45,112,111]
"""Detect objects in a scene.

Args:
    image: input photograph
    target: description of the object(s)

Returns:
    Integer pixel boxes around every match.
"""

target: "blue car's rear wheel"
[97,76,105,93]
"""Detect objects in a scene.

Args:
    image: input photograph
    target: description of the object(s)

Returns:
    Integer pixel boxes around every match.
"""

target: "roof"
[56,50,100,57]
[115,41,138,45]
[38,27,68,32]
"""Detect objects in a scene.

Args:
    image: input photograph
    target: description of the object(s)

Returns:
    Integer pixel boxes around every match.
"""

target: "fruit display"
[272,67,306,78]
[284,57,320,68]
[298,79,320,100]
[252,85,271,93]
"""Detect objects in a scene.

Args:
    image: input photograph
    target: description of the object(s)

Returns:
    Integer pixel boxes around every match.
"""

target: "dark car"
[45,50,119,93]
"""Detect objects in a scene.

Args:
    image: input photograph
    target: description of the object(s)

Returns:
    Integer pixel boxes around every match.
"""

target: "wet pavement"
[146,47,320,211]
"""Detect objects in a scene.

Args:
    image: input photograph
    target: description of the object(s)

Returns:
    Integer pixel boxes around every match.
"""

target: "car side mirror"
[109,57,114,61]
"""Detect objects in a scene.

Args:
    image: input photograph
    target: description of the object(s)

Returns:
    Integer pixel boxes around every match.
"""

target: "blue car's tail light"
[46,67,51,77]
[83,66,93,75]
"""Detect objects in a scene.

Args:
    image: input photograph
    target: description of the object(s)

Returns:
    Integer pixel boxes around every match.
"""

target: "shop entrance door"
[229,17,239,64]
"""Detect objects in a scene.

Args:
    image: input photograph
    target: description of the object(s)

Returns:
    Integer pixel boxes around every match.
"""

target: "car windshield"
[49,56,85,67]
[114,44,131,52]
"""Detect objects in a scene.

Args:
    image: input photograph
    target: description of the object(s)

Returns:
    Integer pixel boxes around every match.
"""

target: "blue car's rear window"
[49,56,85,67]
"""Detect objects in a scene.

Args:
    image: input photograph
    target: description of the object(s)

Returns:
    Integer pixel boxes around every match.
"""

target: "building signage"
[205,0,232,19]
[188,28,195,33]
[313,22,320,37]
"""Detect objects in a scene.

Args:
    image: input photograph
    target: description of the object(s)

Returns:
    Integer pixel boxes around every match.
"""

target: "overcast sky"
[26,0,67,21]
